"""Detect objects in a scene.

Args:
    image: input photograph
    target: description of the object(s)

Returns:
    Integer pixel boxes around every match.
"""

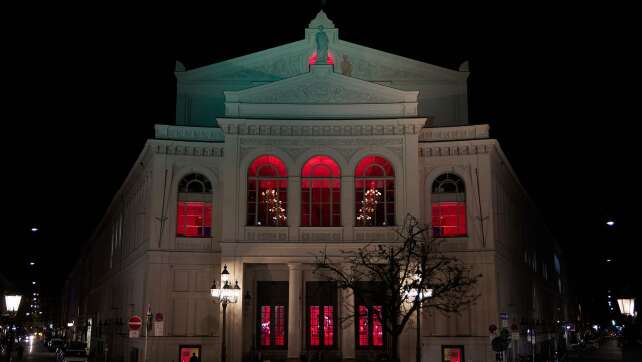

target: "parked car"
[57,342,88,362]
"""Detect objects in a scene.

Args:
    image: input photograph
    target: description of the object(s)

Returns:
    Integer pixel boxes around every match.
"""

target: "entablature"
[217,117,427,137]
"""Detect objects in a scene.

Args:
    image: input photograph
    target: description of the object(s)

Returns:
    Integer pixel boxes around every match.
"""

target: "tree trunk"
[390,333,400,362]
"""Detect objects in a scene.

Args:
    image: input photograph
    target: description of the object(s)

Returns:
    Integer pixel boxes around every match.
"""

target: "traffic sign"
[129,315,142,330]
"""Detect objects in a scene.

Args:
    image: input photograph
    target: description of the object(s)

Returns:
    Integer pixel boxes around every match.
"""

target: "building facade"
[62,11,569,362]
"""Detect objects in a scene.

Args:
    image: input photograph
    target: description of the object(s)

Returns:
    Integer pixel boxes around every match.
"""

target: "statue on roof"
[315,25,329,64]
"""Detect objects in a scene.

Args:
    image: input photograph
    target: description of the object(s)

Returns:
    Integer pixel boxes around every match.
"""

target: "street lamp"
[4,294,22,316]
[617,298,635,317]
[211,265,241,362]
[406,273,433,362]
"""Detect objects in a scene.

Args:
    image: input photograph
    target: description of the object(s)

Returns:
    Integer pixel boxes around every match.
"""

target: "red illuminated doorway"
[179,345,201,362]
[441,345,464,362]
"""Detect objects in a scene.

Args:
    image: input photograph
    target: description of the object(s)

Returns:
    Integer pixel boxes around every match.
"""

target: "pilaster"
[287,263,304,362]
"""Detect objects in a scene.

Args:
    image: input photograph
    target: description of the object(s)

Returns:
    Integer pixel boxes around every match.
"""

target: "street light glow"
[29,262,35,266]
[606,220,615,226]
[31,227,38,232]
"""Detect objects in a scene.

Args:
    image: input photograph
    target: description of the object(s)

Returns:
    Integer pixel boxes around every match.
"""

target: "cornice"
[419,139,496,157]
[217,118,427,136]
[420,124,489,142]
[149,139,224,157]
[155,124,225,142]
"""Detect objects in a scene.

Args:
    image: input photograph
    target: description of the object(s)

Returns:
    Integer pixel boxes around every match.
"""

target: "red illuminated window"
[432,174,466,237]
[177,202,212,237]
[442,345,464,362]
[301,156,341,227]
[355,156,395,226]
[259,305,285,347]
[307,282,337,349]
[260,306,271,346]
[247,155,288,226]
[179,345,201,362]
[357,305,384,348]
[177,174,212,237]
[257,282,288,349]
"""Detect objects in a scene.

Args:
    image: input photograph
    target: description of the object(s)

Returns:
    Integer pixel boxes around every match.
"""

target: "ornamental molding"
[150,140,224,157]
[240,137,403,147]
[420,141,494,158]
[225,65,418,105]
[420,124,490,142]
[155,124,225,142]
[247,82,391,104]
[220,119,426,137]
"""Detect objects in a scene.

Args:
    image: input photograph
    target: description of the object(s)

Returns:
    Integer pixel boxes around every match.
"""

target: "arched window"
[355,156,395,226]
[177,173,212,237]
[431,173,466,237]
[301,156,341,227]
[247,155,288,226]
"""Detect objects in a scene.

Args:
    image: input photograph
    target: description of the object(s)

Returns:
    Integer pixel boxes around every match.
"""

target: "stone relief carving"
[348,57,419,81]
[154,143,224,157]
[420,143,492,157]
[226,53,309,80]
[225,123,421,137]
[239,137,403,146]
[301,231,342,242]
[247,80,392,104]
[340,54,353,77]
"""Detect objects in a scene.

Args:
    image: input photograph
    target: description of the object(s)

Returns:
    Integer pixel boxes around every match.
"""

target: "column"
[288,176,301,239]
[287,263,304,362]
[341,176,354,237]
[340,281,355,362]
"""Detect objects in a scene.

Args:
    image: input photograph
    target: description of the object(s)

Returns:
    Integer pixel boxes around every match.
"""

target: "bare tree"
[314,214,481,362]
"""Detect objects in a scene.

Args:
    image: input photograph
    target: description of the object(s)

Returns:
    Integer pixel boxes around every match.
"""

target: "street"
[566,337,642,362]
[1,339,56,362]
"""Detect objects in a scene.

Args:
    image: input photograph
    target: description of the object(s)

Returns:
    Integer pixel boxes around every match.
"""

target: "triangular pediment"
[224,65,418,119]
[175,11,467,84]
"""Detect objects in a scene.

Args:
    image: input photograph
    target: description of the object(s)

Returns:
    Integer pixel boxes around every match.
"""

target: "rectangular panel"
[173,270,190,292]
[173,298,188,335]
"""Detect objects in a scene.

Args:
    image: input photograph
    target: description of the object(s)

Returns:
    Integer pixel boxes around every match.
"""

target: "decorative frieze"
[420,142,493,158]
[155,124,225,142]
[151,140,224,157]
[239,137,403,146]
[300,228,343,242]
[354,228,400,242]
[219,118,426,137]
[419,124,489,142]
[245,228,289,242]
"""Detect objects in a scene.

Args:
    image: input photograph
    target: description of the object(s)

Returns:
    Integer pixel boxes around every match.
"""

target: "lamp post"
[407,275,433,362]
[617,298,635,317]
[4,294,22,317]
[211,265,241,362]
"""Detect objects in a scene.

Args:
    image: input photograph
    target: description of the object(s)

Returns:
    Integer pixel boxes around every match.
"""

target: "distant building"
[62,11,569,362]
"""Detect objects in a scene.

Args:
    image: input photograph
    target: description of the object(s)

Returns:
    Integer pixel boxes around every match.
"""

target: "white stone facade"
[62,11,568,362]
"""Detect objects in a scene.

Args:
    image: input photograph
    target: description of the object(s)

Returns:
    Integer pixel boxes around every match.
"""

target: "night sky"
[2,3,639,321]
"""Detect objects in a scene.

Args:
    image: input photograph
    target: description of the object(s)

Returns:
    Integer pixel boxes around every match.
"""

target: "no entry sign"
[129,315,142,330]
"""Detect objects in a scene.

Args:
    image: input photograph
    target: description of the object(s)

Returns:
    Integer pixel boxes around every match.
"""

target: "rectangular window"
[301,179,341,227]
[257,282,288,349]
[260,306,271,346]
[306,282,337,349]
[358,306,369,346]
[432,202,466,237]
[442,345,464,362]
[355,282,385,349]
[177,201,212,237]
[179,345,201,362]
